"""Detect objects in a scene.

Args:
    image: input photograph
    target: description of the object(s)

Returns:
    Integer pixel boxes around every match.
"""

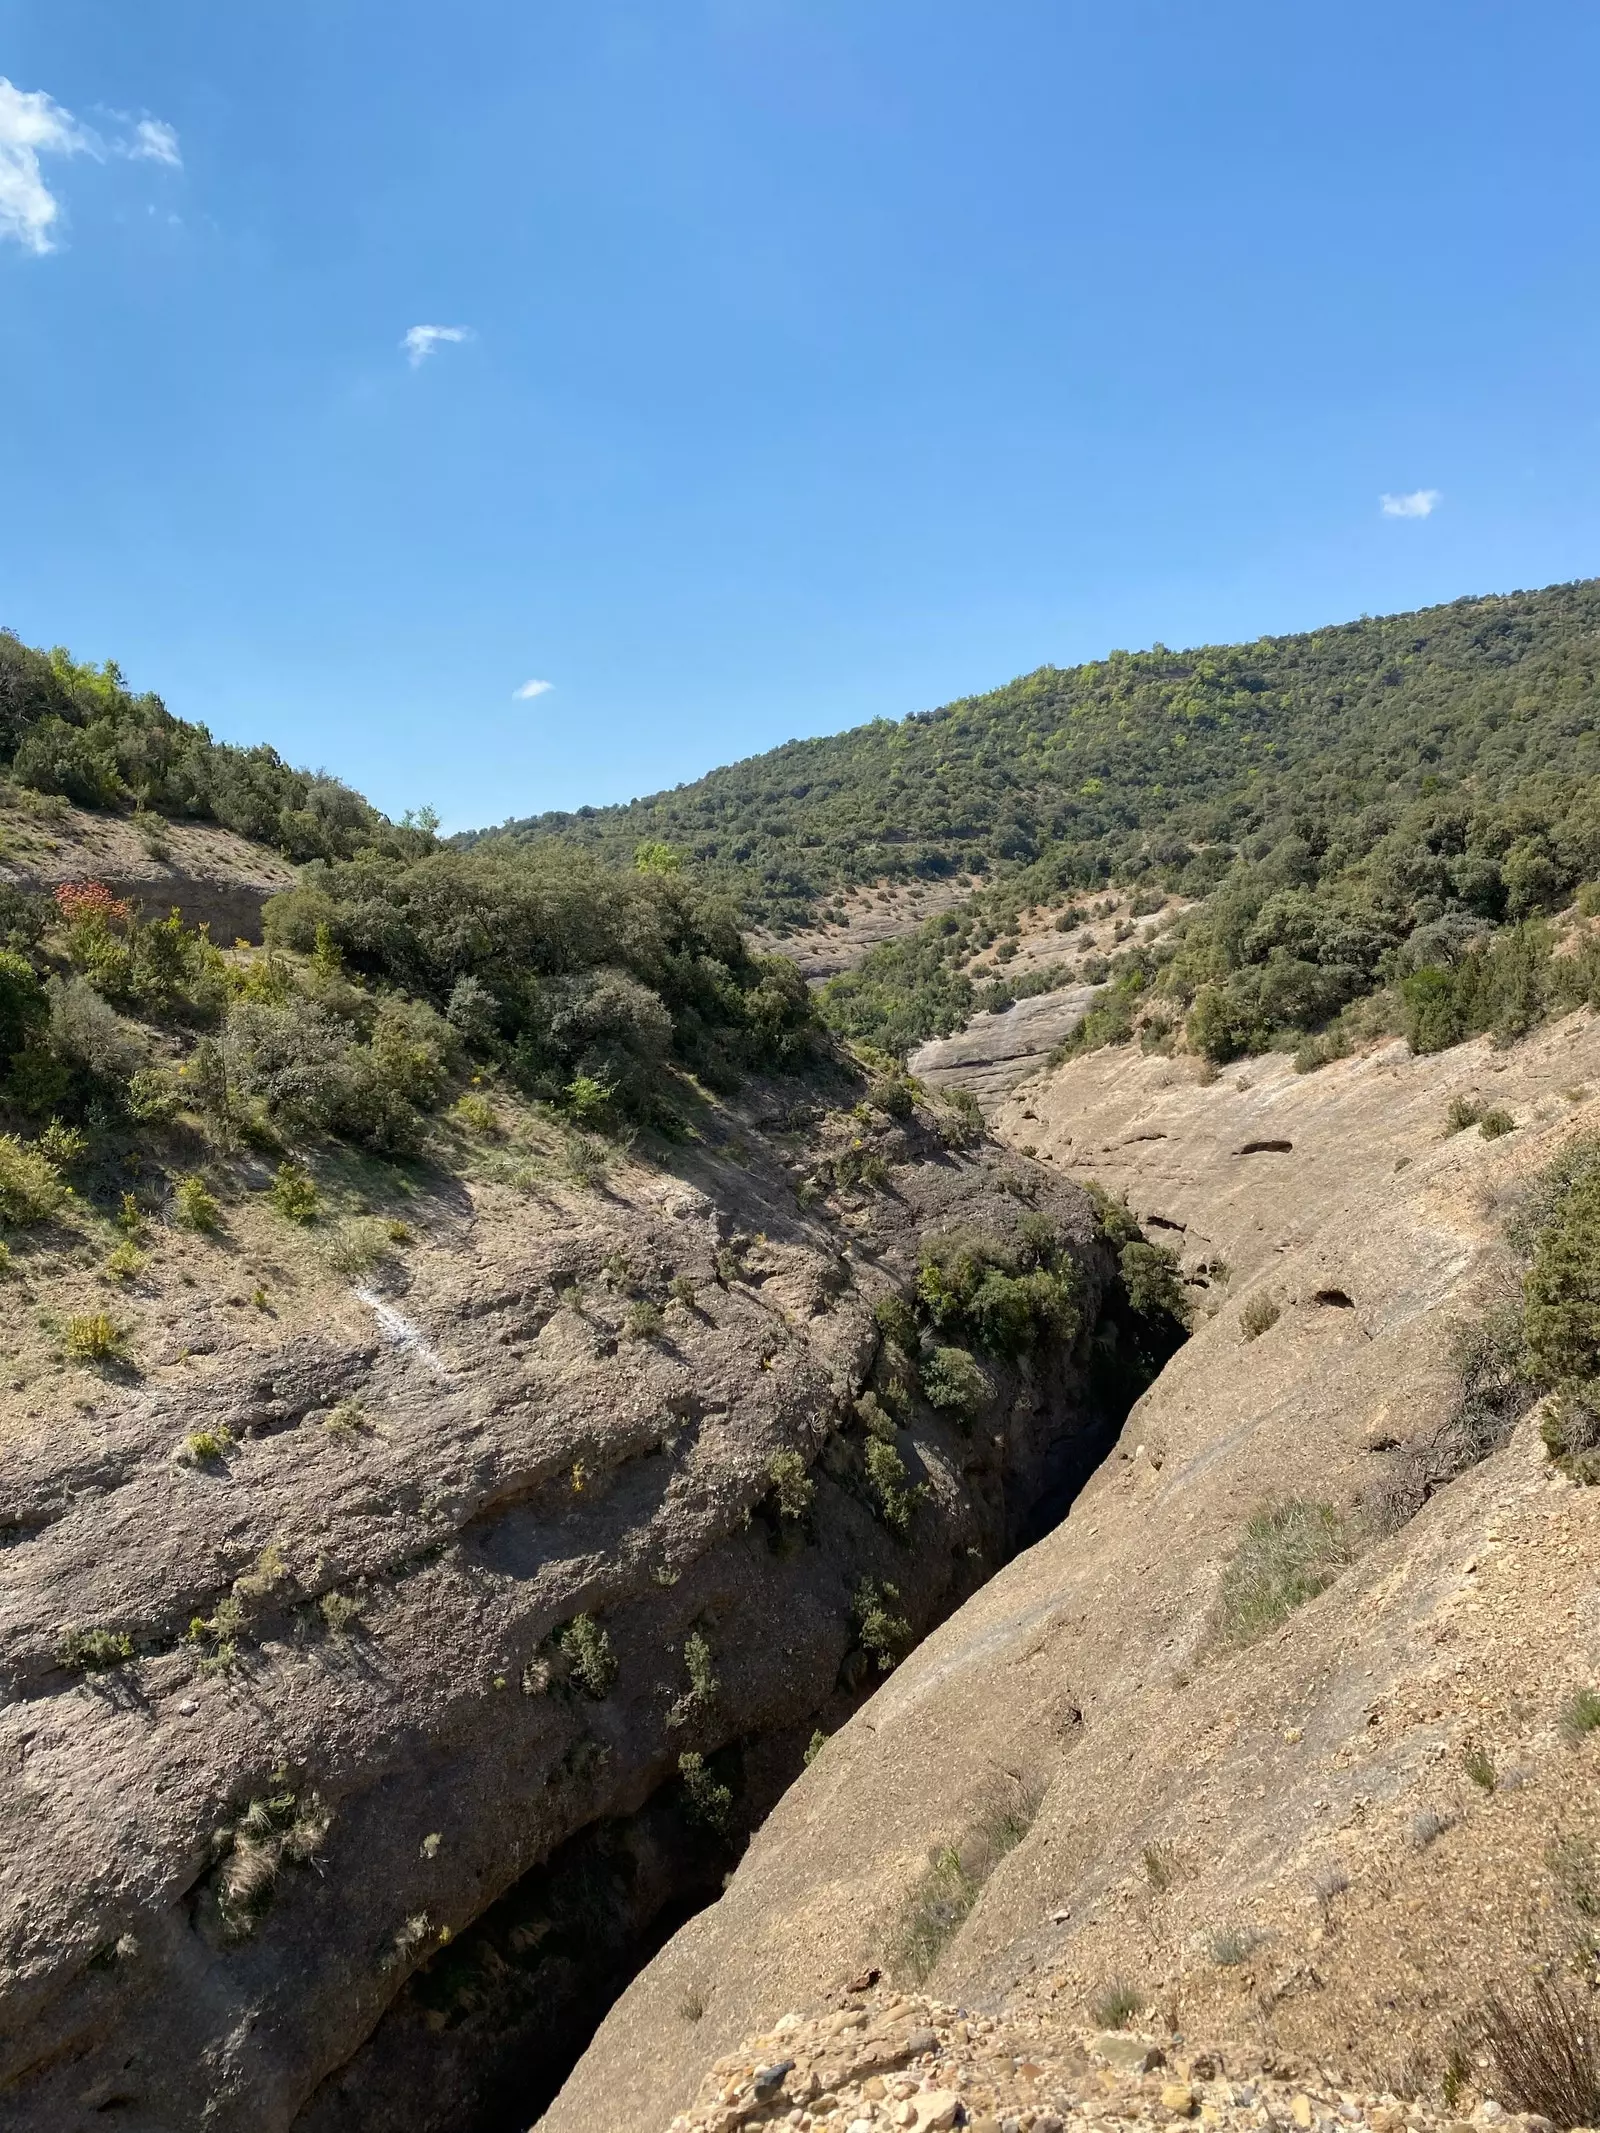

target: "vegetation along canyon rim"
[0,583,1599,2132]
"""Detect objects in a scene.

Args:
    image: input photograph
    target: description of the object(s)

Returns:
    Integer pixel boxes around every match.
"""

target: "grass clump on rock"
[1239,1290,1281,1341]
[59,1626,135,1673]
[1088,1980,1147,2031]
[1212,1499,1352,1650]
[63,1311,132,1365]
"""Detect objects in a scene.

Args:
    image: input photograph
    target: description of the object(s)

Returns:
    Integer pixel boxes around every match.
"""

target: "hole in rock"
[1312,1288,1355,1308]
[1235,1138,1293,1155]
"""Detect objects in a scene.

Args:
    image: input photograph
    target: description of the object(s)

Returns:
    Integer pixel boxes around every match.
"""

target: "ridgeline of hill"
[477,579,1600,936]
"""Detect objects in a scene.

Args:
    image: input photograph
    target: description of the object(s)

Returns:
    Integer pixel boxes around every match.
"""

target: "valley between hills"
[0,588,1598,2133]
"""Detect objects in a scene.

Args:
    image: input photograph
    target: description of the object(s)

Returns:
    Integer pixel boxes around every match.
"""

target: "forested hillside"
[481,580,1600,930]
[0,631,384,861]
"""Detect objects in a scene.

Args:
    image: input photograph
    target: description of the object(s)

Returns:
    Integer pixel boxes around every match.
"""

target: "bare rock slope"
[0,1079,1132,2133]
[544,1016,1600,2132]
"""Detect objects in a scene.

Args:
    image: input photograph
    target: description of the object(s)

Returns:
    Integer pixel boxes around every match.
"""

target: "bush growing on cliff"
[920,1344,990,1418]
[677,1751,734,1834]
[851,1577,911,1672]
[765,1449,815,1521]
[554,1614,617,1699]
[864,1436,925,1535]
[915,1221,1082,1358]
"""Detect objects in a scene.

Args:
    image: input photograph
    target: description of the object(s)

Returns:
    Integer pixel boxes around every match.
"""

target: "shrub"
[1480,1107,1516,1139]
[803,1728,827,1766]
[872,1291,919,1350]
[63,1312,132,1365]
[865,1435,923,1534]
[44,974,146,1090]
[1119,1239,1189,1324]
[173,1174,221,1232]
[0,945,48,1067]
[668,1274,697,1309]
[766,1449,815,1521]
[126,1066,180,1121]
[0,1134,66,1224]
[1089,1980,1146,2030]
[623,1299,665,1341]
[1479,1977,1600,2128]
[920,1345,990,1418]
[939,1087,985,1146]
[319,1591,364,1636]
[38,1120,87,1168]
[556,1613,616,1699]
[682,1629,718,1706]
[852,1577,911,1671]
[564,1072,615,1125]
[1212,1500,1351,1649]
[1207,1926,1262,1967]
[1445,1094,1485,1133]
[1560,1688,1600,1743]
[677,1751,733,1834]
[1240,1290,1281,1341]
[59,1627,134,1672]
[451,1090,501,1137]
[869,1074,916,1119]
[1542,1385,1600,1483]
[268,1163,320,1222]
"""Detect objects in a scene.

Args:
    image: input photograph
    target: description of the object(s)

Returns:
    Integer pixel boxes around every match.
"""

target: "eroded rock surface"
[544,1015,1600,2133]
[0,1086,1123,2133]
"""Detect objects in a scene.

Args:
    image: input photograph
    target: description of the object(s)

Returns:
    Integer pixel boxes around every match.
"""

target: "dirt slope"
[542,1015,1600,2132]
[0,790,294,941]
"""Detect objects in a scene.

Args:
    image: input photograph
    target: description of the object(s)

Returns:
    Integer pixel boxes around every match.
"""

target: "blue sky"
[2,2,1599,830]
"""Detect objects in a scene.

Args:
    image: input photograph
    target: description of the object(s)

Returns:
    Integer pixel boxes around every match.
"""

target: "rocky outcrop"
[752,882,973,984]
[0,1082,1131,2132]
[908,986,1098,1110]
[544,1015,1600,2132]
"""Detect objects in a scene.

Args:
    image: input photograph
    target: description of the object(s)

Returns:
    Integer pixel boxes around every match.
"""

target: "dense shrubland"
[0,630,390,861]
[817,581,1600,1065]
[0,836,818,1250]
[481,580,1600,937]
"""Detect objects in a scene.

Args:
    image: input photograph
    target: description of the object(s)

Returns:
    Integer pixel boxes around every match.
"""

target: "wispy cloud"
[0,78,92,253]
[403,323,473,367]
[0,80,182,253]
[1380,489,1441,519]
[513,678,554,700]
[129,118,181,168]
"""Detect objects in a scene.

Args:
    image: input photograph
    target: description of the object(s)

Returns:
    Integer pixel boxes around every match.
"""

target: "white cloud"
[129,118,181,167]
[513,678,554,700]
[0,82,182,254]
[403,323,473,367]
[1380,489,1441,519]
[0,77,92,254]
